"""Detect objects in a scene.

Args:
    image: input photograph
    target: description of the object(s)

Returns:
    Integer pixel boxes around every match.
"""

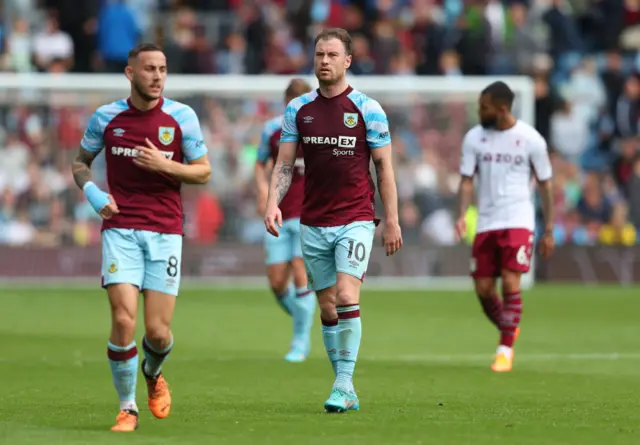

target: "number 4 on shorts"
[516,245,529,266]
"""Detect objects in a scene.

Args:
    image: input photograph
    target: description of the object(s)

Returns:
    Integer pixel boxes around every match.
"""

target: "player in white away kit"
[455,81,555,373]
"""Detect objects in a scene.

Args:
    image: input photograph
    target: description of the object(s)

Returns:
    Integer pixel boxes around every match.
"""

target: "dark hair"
[481,81,515,109]
[128,43,164,60]
[314,28,353,56]
[285,78,313,100]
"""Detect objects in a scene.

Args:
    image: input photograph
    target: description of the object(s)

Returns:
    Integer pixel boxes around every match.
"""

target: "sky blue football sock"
[321,318,339,375]
[293,287,315,347]
[142,335,173,378]
[107,341,139,412]
[274,283,295,316]
[334,305,362,392]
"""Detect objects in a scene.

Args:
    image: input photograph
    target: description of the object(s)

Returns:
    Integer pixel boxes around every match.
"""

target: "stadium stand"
[0,0,639,250]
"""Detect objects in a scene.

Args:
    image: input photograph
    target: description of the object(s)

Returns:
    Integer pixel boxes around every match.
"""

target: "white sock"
[120,400,138,413]
[496,345,513,358]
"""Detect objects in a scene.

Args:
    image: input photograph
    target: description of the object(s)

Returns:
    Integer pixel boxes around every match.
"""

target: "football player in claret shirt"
[254,78,317,362]
[72,43,211,432]
[264,28,403,413]
[455,81,554,373]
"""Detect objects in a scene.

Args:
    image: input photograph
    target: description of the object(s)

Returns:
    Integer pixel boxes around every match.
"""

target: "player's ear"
[345,54,352,70]
[124,64,134,82]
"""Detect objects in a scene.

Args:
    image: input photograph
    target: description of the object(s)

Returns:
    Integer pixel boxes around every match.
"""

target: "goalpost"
[0,73,535,290]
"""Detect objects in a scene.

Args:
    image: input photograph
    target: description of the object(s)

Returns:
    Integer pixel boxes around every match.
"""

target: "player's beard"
[480,116,498,129]
[316,67,344,88]
[133,78,162,102]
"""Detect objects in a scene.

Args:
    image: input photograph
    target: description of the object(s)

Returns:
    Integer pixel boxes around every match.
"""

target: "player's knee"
[500,270,521,293]
[267,269,289,294]
[111,309,136,339]
[318,298,337,320]
[474,279,495,298]
[270,282,289,297]
[336,287,359,307]
[144,321,172,345]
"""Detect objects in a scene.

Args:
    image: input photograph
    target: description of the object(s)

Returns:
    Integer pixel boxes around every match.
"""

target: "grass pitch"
[0,284,638,444]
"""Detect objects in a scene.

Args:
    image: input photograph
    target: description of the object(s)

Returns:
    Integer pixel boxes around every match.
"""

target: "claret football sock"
[107,341,139,413]
[142,335,173,378]
[478,293,503,329]
[334,305,362,392]
[499,290,523,348]
[321,317,339,375]
[274,283,296,316]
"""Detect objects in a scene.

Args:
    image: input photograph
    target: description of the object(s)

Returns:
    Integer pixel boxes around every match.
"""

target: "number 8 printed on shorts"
[166,255,179,277]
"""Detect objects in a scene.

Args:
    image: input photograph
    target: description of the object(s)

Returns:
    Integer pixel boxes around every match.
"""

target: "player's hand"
[382,220,403,256]
[538,230,555,259]
[133,138,171,172]
[455,216,467,242]
[100,195,120,219]
[264,201,283,237]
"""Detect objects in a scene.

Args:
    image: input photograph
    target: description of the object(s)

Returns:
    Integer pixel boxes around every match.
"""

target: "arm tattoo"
[539,180,554,232]
[273,160,294,204]
[72,148,99,189]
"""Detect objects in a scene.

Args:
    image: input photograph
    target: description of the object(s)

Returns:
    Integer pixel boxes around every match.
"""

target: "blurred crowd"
[0,0,640,248]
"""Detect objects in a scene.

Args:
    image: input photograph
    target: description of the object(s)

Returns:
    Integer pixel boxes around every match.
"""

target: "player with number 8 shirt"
[72,43,211,432]
[455,81,555,373]
[264,28,403,413]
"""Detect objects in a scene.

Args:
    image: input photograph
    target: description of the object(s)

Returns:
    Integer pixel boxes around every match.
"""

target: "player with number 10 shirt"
[264,28,403,413]
[71,43,211,432]
[455,81,555,374]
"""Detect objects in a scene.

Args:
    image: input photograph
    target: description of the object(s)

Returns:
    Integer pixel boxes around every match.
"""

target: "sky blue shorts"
[264,217,303,266]
[101,228,182,296]
[300,221,376,291]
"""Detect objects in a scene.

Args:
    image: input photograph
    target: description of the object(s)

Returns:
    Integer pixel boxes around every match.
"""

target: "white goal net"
[0,74,534,290]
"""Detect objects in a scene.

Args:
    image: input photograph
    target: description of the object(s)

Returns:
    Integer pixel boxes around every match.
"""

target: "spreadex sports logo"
[111,146,174,160]
[302,136,357,157]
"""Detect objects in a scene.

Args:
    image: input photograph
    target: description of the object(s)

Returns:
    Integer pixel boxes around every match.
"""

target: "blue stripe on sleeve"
[162,99,208,161]
[279,91,317,144]
[80,100,128,152]
[257,116,282,164]
[347,90,391,149]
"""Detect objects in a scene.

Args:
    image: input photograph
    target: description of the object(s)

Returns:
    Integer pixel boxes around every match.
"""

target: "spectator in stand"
[97,0,141,73]
[0,0,637,247]
[32,12,74,72]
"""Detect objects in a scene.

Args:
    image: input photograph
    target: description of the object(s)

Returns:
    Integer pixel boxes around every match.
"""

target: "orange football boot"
[145,371,171,419]
[491,351,513,372]
[110,410,138,432]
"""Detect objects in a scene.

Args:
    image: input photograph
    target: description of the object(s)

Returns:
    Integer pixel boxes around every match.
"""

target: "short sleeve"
[81,111,106,153]
[280,100,299,143]
[459,131,477,177]
[363,99,391,149]
[529,135,552,181]
[256,123,273,165]
[178,107,208,161]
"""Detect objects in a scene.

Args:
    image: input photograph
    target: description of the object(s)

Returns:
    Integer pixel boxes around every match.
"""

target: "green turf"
[0,284,638,444]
